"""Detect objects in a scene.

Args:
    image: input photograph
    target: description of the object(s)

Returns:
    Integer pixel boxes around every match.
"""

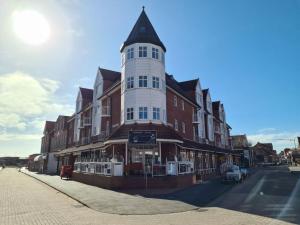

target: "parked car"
[226,165,242,183]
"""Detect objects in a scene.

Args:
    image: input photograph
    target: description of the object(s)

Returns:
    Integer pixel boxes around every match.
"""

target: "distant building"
[231,134,254,167]
[251,142,277,164]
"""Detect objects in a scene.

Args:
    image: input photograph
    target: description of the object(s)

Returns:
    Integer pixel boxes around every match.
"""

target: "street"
[0,166,299,225]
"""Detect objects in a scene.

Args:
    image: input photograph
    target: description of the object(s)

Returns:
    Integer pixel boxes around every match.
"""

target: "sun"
[12,9,50,46]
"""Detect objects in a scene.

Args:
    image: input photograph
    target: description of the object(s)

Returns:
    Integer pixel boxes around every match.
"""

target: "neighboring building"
[251,142,277,164]
[40,8,239,188]
[231,134,254,167]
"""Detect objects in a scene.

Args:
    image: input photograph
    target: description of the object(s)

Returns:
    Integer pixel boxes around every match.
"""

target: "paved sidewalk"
[21,168,237,215]
[1,168,292,225]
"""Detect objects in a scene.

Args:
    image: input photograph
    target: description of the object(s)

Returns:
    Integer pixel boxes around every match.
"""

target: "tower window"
[152,48,159,59]
[139,46,147,57]
[126,108,134,120]
[152,76,159,88]
[139,107,148,119]
[153,107,160,120]
[127,48,134,60]
[139,76,148,87]
[126,77,134,89]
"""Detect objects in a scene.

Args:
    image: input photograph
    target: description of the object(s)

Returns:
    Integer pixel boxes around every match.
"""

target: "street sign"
[128,130,157,145]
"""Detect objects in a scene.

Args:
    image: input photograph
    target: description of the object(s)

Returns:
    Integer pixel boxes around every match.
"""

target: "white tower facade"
[120,9,167,125]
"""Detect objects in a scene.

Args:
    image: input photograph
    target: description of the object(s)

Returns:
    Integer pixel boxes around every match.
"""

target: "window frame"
[139,46,147,57]
[182,122,186,133]
[152,76,159,89]
[174,119,178,131]
[152,107,160,120]
[139,75,148,88]
[126,76,134,89]
[126,108,134,120]
[174,95,178,107]
[139,107,148,120]
[127,48,134,60]
[152,47,159,59]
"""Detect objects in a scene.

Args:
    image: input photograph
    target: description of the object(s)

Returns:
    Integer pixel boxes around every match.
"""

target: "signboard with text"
[128,130,157,145]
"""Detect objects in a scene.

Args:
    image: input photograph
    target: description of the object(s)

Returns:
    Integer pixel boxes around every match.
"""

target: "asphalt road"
[210,165,300,224]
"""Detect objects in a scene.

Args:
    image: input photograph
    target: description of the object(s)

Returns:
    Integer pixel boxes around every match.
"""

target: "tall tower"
[120,8,167,125]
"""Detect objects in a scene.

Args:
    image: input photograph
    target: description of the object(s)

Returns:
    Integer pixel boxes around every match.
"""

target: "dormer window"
[152,48,159,59]
[127,48,134,60]
[139,46,147,57]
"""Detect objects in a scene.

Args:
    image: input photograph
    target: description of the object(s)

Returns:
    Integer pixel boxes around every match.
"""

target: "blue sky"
[0,0,299,156]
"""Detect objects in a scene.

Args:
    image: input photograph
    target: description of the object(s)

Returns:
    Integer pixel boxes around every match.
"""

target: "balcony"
[192,113,201,123]
[80,137,91,145]
[91,130,110,143]
[193,136,205,144]
[101,106,111,117]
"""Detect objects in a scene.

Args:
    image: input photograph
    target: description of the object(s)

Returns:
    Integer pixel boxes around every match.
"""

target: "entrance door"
[144,151,153,176]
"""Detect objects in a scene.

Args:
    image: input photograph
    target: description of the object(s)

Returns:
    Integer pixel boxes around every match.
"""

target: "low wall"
[72,172,195,189]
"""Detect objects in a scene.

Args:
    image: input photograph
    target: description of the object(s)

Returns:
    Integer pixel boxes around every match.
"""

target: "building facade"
[40,9,240,188]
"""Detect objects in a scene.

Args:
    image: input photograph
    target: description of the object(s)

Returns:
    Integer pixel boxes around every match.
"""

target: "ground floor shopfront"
[55,139,240,189]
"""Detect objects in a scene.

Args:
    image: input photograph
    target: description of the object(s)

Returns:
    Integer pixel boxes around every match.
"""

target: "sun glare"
[12,9,50,46]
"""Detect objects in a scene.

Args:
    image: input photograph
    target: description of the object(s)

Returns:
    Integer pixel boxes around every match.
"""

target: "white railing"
[166,161,194,175]
[73,162,123,176]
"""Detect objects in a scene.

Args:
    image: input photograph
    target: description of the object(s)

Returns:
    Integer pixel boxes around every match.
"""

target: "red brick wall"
[166,89,194,140]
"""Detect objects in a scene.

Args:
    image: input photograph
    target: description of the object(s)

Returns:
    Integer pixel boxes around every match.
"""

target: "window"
[152,76,159,88]
[126,108,134,120]
[126,77,134,89]
[174,96,177,107]
[139,76,147,87]
[174,119,178,131]
[139,107,148,119]
[153,107,160,120]
[181,100,185,111]
[182,122,186,133]
[152,48,159,59]
[127,48,134,60]
[139,46,147,57]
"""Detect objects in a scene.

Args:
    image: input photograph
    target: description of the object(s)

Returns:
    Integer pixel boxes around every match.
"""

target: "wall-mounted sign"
[128,130,157,145]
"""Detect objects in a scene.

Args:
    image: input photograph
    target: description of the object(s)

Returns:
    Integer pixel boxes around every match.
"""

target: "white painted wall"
[92,70,103,136]
[121,43,166,125]
[196,81,205,139]
[47,152,58,174]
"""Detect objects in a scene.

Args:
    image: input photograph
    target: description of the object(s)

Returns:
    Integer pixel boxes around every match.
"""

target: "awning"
[33,155,43,162]
[54,142,106,156]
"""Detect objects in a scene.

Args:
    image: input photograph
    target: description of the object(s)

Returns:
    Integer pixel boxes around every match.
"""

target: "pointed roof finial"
[142,6,145,11]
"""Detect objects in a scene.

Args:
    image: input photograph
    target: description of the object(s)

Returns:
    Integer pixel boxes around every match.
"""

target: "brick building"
[40,9,240,188]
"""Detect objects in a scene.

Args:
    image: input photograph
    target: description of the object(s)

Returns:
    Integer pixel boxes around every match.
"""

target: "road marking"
[276,176,300,220]
[244,175,265,204]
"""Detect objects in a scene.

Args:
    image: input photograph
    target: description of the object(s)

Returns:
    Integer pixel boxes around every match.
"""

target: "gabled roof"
[44,121,55,133]
[202,89,209,99]
[79,87,93,101]
[99,68,121,82]
[120,8,166,52]
[178,79,199,91]
[166,74,200,107]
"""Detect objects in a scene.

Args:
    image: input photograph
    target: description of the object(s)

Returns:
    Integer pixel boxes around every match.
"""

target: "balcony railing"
[91,130,110,143]
[101,106,111,117]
